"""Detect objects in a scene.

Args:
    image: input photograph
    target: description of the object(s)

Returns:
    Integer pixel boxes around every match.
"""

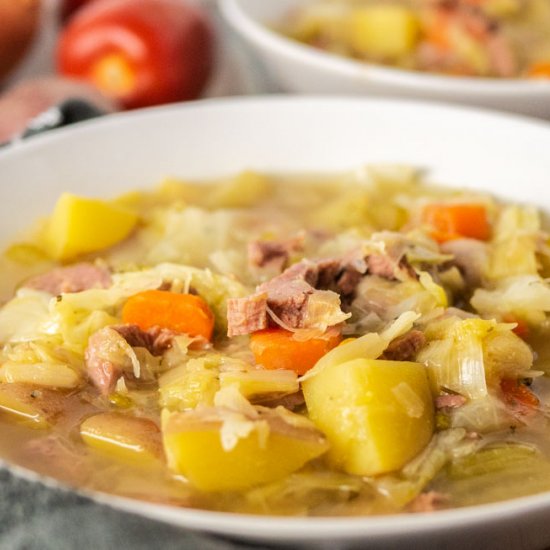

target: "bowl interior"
[1,97,550,547]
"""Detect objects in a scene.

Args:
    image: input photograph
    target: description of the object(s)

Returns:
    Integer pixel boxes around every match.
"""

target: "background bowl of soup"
[2,96,550,548]
[220,0,550,119]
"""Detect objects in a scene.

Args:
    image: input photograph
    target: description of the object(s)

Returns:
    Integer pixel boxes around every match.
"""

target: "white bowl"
[2,97,550,549]
[220,0,550,119]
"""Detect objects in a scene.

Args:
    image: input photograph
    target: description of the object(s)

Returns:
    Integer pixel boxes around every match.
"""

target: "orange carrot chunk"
[422,203,490,243]
[250,328,342,376]
[500,378,539,415]
[423,10,452,51]
[527,62,550,79]
[122,290,214,341]
[502,315,529,339]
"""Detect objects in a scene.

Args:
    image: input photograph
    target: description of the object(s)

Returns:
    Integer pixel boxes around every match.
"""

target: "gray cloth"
[0,469,268,550]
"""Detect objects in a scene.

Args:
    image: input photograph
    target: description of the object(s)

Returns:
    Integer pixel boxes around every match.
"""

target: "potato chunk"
[0,383,67,428]
[163,407,328,491]
[349,6,419,58]
[80,412,163,465]
[44,193,138,260]
[302,358,433,476]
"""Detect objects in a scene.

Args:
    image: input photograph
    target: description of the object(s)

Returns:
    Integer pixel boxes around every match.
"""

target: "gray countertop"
[0,469,268,550]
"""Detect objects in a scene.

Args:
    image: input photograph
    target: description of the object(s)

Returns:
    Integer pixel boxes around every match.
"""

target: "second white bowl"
[220,0,550,119]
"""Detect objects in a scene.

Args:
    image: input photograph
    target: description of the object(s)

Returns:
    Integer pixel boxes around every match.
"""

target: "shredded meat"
[248,241,289,272]
[334,267,364,297]
[264,260,319,287]
[366,254,399,280]
[315,258,342,288]
[85,325,174,394]
[248,236,304,273]
[85,328,125,395]
[382,330,426,361]
[264,279,315,328]
[316,258,364,300]
[435,393,467,409]
[366,253,417,281]
[227,261,321,336]
[227,292,268,337]
[440,239,488,288]
[409,491,449,513]
[23,263,112,295]
[255,391,306,411]
[228,249,418,336]
[113,325,175,356]
[257,262,319,328]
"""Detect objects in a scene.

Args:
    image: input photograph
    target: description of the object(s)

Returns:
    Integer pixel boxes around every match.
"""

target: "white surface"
[1,97,550,548]
[220,0,550,119]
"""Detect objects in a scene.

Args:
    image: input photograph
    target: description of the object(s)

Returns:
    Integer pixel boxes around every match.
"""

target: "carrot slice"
[250,328,342,375]
[423,10,452,50]
[527,62,550,79]
[500,378,539,414]
[422,203,490,243]
[502,315,529,339]
[122,290,214,341]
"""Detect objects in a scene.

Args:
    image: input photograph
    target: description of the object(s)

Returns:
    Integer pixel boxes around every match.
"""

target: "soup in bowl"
[221,0,550,118]
[1,97,550,548]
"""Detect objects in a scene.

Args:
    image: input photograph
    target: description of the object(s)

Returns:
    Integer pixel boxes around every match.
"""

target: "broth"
[1,168,550,516]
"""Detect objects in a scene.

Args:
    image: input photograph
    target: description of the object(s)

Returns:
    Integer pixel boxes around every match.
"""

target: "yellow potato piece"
[44,193,138,260]
[163,408,328,492]
[0,383,67,429]
[303,358,434,476]
[80,412,164,466]
[349,6,419,58]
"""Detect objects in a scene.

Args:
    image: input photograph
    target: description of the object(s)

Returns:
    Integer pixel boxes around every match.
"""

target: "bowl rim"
[3,96,550,542]
[3,93,550,156]
[4,450,550,542]
[220,0,550,97]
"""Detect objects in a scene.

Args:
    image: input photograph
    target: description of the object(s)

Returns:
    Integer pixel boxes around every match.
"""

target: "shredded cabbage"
[14,263,248,355]
[145,207,237,267]
[0,289,52,344]
[374,429,480,508]
[436,443,550,507]
[300,311,420,382]
[0,361,81,389]
[483,327,534,382]
[243,472,368,515]
[418,271,448,308]
[353,276,444,324]
[471,275,550,325]
[214,386,269,451]
[488,206,541,279]
[159,354,222,411]
[418,318,497,399]
[219,369,299,399]
[450,395,515,433]
[304,290,351,329]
